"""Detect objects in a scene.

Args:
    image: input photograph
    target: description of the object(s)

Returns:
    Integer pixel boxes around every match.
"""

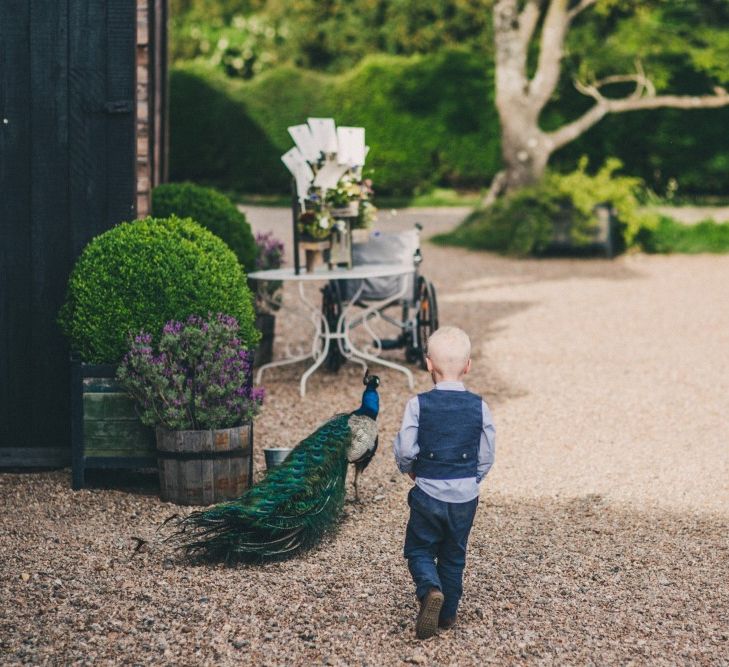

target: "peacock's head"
[363,372,380,390]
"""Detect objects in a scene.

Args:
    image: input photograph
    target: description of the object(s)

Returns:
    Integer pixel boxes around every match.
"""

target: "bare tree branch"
[549,81,729,152]
[518,0,543,44]
[608,92,729,112]
[494,0,532,101]
[529,0,570,108]
[546,102,609,151]
[567,0,598,21]
[481,170,509,208]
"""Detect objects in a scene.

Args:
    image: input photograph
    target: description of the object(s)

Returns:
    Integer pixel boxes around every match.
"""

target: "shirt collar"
[435,381,466,391]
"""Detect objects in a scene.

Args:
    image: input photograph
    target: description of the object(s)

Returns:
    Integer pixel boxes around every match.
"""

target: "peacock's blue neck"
[354,387,379,419]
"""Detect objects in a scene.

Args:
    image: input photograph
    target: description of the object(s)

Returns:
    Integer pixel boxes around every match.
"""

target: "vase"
[305,248,320,272]
[156,424,253,505]
[264,447,292,470]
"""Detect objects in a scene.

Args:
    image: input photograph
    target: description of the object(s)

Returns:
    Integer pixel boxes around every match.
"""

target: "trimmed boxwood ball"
[152,182,257,271]
[59,215,260,364]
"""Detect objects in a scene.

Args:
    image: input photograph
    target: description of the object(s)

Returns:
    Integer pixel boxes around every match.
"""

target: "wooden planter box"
[70,356,156,489]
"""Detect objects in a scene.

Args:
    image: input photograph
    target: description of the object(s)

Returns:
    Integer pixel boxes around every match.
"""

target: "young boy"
[393,326,495,639]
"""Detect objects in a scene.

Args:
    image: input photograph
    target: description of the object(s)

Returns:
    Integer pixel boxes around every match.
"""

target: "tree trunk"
[499,117,552,192]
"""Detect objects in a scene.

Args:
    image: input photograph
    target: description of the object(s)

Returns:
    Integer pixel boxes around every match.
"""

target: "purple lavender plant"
[254,232,285,313]
[117,313,263,431]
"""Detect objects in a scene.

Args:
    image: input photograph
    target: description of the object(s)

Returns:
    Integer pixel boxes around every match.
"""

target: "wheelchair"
[321,224,439,372]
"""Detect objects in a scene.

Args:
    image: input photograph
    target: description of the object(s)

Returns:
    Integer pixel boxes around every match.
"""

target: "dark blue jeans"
[403,485,479,620]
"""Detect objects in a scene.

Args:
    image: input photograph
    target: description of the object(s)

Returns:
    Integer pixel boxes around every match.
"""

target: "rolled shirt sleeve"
[476,400,496,483]
[393,396,420,473]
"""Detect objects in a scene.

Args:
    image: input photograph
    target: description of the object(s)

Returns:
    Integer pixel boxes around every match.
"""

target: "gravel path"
[2,207,728,665]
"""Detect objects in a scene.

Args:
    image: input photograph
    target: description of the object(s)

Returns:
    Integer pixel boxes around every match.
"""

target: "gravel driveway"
[2,207,728,665]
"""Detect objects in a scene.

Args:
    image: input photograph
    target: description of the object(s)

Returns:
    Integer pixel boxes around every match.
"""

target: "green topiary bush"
[151,182,258,271]
[59,216,259,364]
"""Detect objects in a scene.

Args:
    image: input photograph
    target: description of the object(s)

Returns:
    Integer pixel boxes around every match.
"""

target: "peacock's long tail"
[168,414,352,563]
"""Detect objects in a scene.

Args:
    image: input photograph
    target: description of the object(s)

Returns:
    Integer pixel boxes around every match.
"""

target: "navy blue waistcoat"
[413,389,482,480]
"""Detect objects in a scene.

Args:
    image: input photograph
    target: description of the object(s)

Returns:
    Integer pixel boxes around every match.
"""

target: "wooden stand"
[299,240,330,273]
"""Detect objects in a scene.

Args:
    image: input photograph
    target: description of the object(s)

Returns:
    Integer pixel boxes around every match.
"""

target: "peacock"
[168,372,380,563]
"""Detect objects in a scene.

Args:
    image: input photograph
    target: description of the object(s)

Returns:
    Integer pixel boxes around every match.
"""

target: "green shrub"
[152,182,257,271]
[434,158,656,256]
[434,185,567,256]
[636,217,729,254]
[169,49,501,195]
[59,216,259,364]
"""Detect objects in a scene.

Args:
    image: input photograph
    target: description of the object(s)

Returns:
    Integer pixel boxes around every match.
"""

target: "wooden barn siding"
[0,0,137,461]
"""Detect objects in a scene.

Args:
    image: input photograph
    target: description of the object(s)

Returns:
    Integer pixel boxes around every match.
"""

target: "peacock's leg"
[353,467,361,503]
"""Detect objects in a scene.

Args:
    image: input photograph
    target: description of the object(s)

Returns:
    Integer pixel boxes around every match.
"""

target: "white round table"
[249,263,415,396]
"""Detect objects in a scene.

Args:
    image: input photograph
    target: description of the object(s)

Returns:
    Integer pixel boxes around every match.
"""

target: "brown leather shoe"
[438,614,457,630]
[415,588,444,639]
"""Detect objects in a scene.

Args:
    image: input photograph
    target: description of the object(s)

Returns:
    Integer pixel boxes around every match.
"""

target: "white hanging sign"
[287,124,320,163]
[307,117,338,155]
[336,126,366,167]
[281,147,314,201]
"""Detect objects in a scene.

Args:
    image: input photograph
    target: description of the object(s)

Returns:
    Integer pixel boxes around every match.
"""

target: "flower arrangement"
[254,231,285,313]
[297,194,335,240]
[299,175,377,239]
[117,313,264,431]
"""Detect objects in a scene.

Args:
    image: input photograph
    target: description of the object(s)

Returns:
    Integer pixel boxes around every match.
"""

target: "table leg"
[255,282,329,396]
[338,284,415,389]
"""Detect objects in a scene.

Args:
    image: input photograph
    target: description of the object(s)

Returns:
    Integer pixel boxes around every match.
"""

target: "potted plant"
[253,231,285,367]
[117,313,264,505]
[297,195,335,271]
[59,215,260,489]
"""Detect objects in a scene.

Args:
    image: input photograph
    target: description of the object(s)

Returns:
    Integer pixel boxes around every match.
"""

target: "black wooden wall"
[0,0,137,464]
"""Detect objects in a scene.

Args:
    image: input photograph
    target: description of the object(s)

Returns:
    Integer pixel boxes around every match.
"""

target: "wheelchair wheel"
[414,277,439,370]
[321,282,346,372]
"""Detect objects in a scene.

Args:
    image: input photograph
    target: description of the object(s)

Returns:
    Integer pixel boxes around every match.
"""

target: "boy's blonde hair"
[426,326,471,376]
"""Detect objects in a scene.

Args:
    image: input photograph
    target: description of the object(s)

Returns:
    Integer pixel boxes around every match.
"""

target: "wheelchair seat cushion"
[338,229,418,301]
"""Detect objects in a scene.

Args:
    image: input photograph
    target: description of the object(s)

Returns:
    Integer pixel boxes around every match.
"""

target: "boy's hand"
[407,472,416,481]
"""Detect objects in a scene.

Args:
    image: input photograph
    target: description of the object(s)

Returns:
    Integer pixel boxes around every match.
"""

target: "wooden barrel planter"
[156,424,253,505]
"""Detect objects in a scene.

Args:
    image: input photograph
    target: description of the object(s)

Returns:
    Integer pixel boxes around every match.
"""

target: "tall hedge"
[169,49,501,195]
[59,216,259,364]
[152,182,258,271]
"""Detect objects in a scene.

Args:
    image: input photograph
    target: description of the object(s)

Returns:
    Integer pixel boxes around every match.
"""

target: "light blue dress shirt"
[392,381,495,503]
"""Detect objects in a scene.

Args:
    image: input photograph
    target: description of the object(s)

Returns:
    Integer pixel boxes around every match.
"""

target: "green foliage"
[59,216,259,364]
[636,217,729,254]
[552,157,656,246]
[434,183,570,256]
[172,0,493,74]
[435,159,657,255]
[151,182,257,271]
[170,8,285,79]
[169,50,501,195]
